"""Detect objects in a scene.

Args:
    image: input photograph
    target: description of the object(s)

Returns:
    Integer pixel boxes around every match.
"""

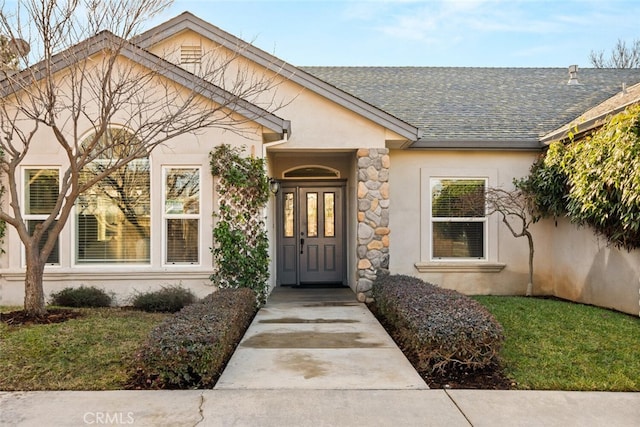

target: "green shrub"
[523,105,640,250]
[49,286,113,308]
[372,273,504,373]
[209,145,270,305]
[128,287,257,389]
[131,285,197,313]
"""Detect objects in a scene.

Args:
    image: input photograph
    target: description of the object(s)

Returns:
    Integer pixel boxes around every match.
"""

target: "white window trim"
[21,166,62,267]
[162,166,202,266]
[416,167,505,273]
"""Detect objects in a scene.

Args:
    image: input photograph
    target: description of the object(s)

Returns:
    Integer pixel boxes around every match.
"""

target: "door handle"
[300,238,304,254]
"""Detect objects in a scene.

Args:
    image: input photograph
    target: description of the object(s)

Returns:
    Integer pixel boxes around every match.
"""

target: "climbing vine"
[209,144,270,304]
[521,104,640,250]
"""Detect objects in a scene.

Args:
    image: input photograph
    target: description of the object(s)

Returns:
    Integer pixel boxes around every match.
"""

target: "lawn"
[2,297,639,391]
[0,307,168,391]
[474,296,640,391]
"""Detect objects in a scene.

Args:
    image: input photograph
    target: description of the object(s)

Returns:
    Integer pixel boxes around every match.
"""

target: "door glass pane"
[324,192,335,237]
[307,192,318,237]
[284,192,294,237]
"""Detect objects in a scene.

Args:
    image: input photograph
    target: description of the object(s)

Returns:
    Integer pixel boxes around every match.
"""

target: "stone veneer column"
[356,148,390,301]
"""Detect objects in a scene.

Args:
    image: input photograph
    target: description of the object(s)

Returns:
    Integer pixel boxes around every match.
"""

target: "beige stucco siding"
[388,148,548,295]
[0,50,267,305]
[147,29,399,151]
[548,218,640,316]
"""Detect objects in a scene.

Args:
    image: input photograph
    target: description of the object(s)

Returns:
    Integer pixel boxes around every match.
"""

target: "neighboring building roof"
[302,67,640,149]
[541,81,640,144]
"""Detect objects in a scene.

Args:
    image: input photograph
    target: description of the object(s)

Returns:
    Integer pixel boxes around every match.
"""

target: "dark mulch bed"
[0,308,83,326]
[367,302,515,390]
[423,362,515,390]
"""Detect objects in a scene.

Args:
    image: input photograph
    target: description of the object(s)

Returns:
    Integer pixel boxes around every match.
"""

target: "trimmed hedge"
[49,286,112,308]
[128,287,257,389]
[372,273,504,373]
[131,285,197,313]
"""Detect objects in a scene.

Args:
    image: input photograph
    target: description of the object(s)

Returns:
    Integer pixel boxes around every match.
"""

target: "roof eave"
[540,103,637,145]
[409,139,543,151]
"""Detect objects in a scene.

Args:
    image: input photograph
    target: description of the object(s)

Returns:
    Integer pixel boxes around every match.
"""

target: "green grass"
[3,297,639,391]
[474,296,640,391]
[0,307,168,390]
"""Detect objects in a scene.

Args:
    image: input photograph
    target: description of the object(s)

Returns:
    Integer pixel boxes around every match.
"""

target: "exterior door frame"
[275,179,347,286]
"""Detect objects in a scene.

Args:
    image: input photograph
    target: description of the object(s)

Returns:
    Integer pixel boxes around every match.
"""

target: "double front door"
[276,181,346,286]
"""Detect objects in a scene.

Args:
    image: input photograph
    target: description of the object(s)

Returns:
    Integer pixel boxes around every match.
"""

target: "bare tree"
[0,0,287,317]
[590,38,640,68]
[485,186,537,296]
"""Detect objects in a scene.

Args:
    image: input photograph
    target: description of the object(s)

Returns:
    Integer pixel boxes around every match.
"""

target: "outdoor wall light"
[269,178,280,195]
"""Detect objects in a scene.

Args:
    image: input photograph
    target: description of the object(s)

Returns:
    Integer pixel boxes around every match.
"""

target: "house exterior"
[1,12,639,315]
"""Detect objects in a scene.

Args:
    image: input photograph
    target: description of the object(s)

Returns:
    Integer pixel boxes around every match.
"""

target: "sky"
[147,0,640,68]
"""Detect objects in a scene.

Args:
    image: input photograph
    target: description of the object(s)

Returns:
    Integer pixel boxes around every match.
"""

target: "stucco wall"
[388,148,549,295]
[548,218,640,316]
[0,104,264,306]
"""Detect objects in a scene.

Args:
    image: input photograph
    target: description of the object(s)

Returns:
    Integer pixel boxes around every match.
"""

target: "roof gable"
[134,12,421,142]
[1,30,290,137]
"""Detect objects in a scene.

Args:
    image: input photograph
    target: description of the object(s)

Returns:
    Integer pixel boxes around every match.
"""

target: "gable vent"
[180,45,202,65]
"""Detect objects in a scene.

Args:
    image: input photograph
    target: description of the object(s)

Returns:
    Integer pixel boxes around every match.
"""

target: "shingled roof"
[302,66,640,149]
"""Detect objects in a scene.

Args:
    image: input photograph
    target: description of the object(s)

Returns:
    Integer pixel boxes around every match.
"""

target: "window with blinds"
[24,169,60,264]
[431,178,487,259]
[163,167,200,264]
[76,129,150,264]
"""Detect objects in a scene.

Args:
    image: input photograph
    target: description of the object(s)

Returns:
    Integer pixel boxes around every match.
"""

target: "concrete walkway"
[215,286,427,390]
[1,287,639,426]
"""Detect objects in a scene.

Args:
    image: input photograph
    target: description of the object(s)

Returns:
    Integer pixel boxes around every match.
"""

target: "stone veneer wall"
[356,148,390,301]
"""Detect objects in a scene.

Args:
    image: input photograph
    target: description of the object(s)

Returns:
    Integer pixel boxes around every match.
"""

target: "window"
[76,129,150,264]
[24,169,60,264]
[163,167,200,264]
[430,178,486,260]
[283,166,340,178]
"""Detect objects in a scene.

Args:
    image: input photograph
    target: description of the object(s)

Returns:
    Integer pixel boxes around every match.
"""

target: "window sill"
[414,261,506,273]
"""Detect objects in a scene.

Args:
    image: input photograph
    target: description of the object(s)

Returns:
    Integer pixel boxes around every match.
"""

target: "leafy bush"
[131,285,197,313]
[128,287,257,389]
[49,286,113,308]
[372,273,504,373]
[523,105,640,250]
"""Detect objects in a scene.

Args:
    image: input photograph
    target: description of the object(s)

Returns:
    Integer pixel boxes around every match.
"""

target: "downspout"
[262,121,290,293]
[262,121,291,159]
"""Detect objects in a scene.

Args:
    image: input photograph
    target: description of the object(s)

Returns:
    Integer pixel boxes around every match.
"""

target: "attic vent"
[180,45,202,64]
[567,65,579,85]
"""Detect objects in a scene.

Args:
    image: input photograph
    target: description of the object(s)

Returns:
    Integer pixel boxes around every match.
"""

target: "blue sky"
[155,0,640,67]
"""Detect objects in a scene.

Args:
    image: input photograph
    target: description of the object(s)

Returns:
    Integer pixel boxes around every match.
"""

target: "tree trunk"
[24,248,47,317]
[526,231,534,297]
